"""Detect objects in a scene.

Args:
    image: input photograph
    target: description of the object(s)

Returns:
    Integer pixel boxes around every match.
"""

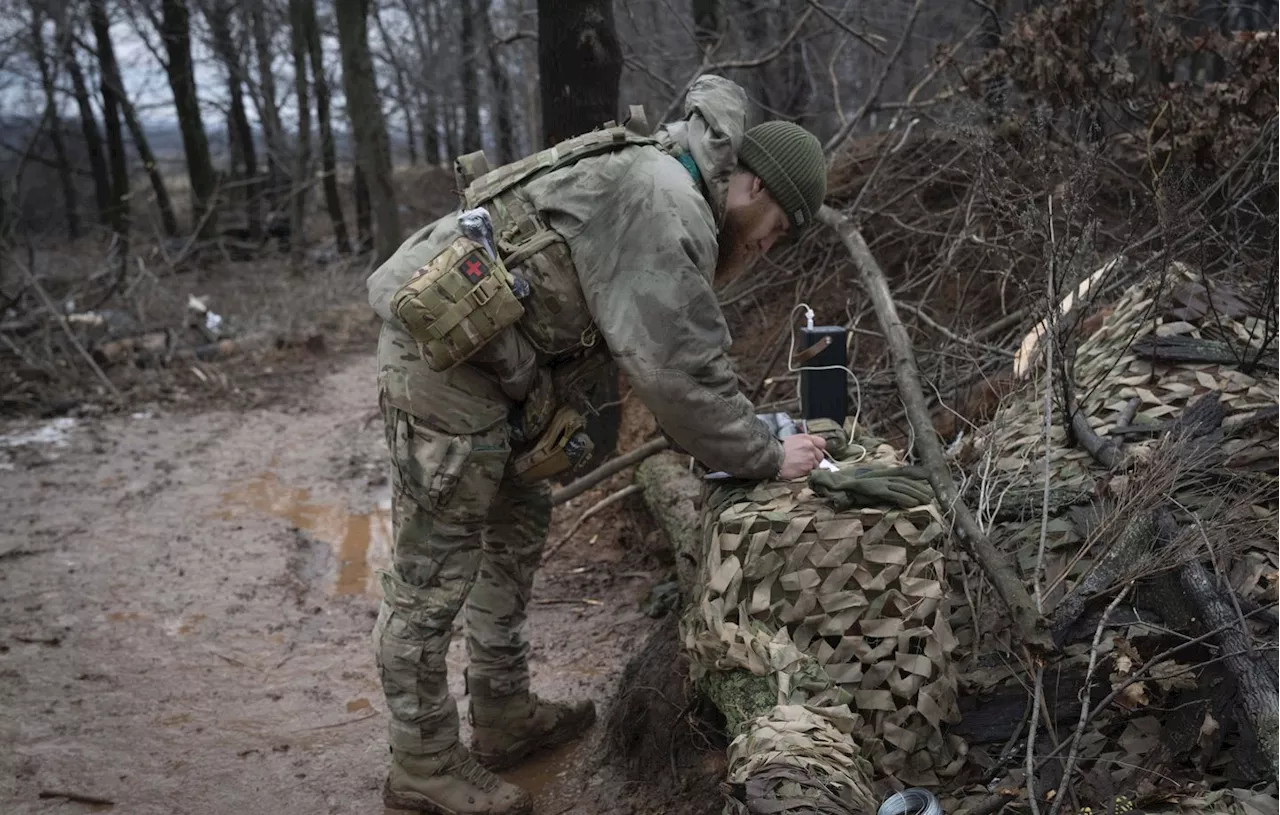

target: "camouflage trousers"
[373,400,551,755]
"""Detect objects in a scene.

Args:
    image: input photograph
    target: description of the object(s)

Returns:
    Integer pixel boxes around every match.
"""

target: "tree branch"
[822,0,922,154]
[818,204,1055,654]
[551,437,670,506]
[803,0,886,55]
[658,7,814,125]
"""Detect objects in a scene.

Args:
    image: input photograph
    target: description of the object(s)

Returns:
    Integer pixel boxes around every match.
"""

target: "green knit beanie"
[738,121,826,232]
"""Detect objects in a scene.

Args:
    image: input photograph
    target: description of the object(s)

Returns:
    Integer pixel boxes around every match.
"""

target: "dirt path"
[0,351,664,815]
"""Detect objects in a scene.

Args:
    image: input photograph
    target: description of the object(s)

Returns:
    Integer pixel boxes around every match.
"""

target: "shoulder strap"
[461,124,658,210]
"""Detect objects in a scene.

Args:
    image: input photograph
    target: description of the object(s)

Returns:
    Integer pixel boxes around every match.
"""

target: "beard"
[714,207,759,285]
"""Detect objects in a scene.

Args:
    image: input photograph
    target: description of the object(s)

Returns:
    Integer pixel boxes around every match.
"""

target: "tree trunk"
[446,103,461,158]
[89,0,131,255]
[118,89,180,238]
[480,0,516,163]
[302,0,351,254]
[537,0,622,146]
[59,23,112,228]
[372,4,416,165]
[160,0,218,236]
[421,96,439,165]
[29,4,79,239]
[692,0,723,50]
[353,163,372,252]
[635,452,703,602]
[334,0,402,264]
[459,0,482,153]
[88,9,179,238]
[206,1,261,240]
[248,2,287,205]
[406,0,441,164]
[287,0,312,268]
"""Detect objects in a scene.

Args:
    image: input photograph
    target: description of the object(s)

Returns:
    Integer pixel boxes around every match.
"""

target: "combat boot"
[469,691,597,770]
[383,744,532,815]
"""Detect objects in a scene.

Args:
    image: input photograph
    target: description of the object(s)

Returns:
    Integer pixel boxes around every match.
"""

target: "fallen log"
[628,433,972,813]
[92,330,170,366]
[635,451,702,600]
[1172,535,1279,782]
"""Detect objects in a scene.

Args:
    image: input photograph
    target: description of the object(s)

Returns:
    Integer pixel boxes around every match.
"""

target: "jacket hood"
[655,75,750,225]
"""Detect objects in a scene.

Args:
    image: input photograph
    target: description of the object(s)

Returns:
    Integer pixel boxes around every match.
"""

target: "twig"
[551,438,669,506]
[823,0,922,154]
[544,484,643,562]
[1033,241,1056,614]
[803,0,886,54]
[15,259,122,401]
[899,301,1016,357]
[491,30,536,46]
[658,8,814,124]
[291,710,379,732]
[818,204,1054,653]
[38,790,116,806]
[1046,584,1131,815]
[966,792,1019,815]
[1025,660,1045,815]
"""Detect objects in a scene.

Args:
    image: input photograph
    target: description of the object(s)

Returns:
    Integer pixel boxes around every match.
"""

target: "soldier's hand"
[778,434,827,480]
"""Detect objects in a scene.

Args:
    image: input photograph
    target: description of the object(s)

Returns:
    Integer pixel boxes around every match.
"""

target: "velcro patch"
[457,252,487,284]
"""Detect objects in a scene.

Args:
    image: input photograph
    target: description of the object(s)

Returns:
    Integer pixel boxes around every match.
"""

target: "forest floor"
[0,222,732,814]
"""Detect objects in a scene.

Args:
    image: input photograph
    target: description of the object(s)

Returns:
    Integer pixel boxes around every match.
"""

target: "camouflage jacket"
[367,75,783,480]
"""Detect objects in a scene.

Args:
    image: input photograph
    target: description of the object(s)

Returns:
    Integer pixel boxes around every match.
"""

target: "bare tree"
[353,162,371,251]
[480,0,517,163]
[204,0,261,239]
[301,0,351,254]
[27,1,79,238]
[692,0,723,50]
[84,5,180,238]
[287,0,312,268]
[160,0,219,236]
[459,0,482,153]
[56,12,111,229]
[248,1,288,207]
[372,3,417,165]
[404,0,441,164]
[88,0,130,253]
[334,0,402,263]
[538,0,622,146]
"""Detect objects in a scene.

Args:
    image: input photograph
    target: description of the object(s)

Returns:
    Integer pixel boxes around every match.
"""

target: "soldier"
[365,74,829,815]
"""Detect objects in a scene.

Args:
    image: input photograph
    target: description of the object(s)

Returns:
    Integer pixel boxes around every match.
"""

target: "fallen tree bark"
[1172,528,1279,782]
[635,451,702,601]
[817,204,1054,654]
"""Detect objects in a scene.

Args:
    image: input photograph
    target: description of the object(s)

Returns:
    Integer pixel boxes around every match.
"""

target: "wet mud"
[0,352,666,815]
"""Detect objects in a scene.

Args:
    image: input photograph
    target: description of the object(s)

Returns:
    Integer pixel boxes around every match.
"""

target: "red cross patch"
[457,252,487,284]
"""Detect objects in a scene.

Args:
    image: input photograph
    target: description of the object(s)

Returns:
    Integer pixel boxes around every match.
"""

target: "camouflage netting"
[681,438,968,811]
[947,262,1279,798]
[959,262,1277,621]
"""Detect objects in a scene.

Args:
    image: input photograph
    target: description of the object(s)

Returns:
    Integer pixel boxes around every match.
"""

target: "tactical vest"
[452,106,656,363]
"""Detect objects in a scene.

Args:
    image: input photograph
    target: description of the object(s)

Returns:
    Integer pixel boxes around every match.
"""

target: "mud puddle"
[219,471,391,596]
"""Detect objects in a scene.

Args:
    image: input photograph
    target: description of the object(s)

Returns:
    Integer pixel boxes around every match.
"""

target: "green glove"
[808,465,935,510]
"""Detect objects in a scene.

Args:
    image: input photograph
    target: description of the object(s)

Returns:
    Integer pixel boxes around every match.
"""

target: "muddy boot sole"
[472,705,598,771]
[382,778,533,815]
